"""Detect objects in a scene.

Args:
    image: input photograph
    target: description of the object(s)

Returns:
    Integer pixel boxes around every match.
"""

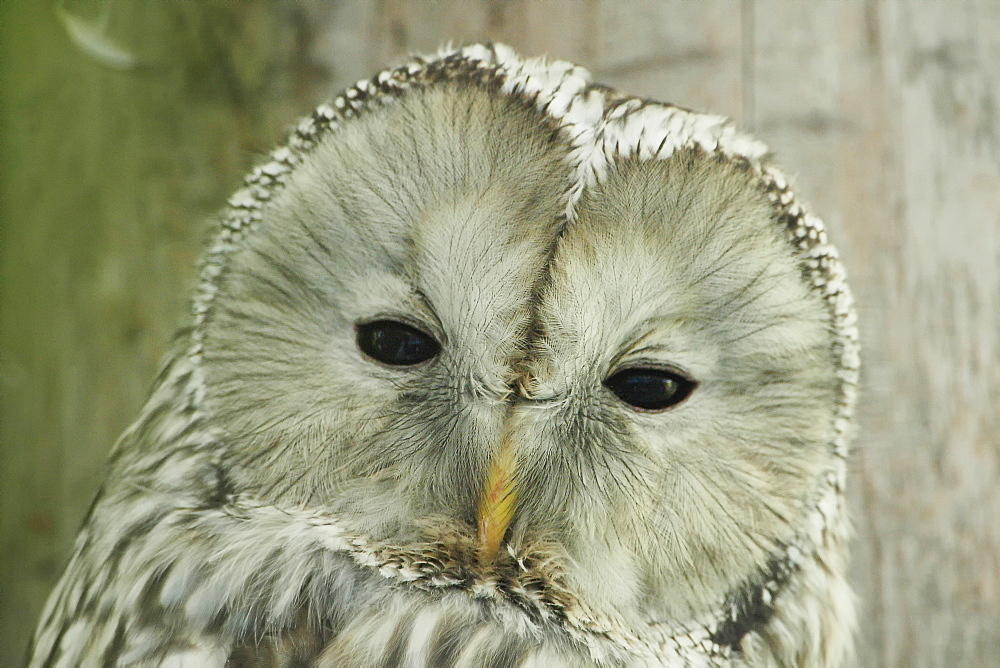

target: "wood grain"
[3,1,997,663]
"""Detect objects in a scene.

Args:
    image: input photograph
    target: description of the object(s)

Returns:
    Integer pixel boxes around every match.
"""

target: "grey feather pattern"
[30,44,859,667]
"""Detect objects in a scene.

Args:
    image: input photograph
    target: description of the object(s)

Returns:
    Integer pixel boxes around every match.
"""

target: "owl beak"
[476,431,518,565]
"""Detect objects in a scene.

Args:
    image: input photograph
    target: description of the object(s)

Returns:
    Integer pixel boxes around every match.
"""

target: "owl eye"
[604,367,696,411]
[356,320,441,366]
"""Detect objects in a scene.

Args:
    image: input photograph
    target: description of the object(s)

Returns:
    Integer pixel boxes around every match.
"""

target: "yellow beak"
[476,431,518,565]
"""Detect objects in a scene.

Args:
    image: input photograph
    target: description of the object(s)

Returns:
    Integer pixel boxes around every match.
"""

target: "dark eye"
[604,367,696,411]
[356,320,441,366]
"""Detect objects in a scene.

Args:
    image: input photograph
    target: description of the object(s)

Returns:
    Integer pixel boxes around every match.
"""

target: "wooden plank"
[590,0,746,121]
[752,1,1000,664]
[863,2,1000,663]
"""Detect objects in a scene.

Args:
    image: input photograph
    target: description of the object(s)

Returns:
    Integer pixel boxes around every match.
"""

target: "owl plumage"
[30,44,859,667]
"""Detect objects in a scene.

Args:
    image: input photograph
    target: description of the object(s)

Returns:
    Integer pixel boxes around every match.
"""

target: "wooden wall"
[3,1,997,663]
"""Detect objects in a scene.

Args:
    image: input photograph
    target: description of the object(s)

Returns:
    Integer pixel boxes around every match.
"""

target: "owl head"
[195,43,859,661]
[34,44,859,666]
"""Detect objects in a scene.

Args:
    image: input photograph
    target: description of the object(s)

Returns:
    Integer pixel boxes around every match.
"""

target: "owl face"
[201,76,840,629]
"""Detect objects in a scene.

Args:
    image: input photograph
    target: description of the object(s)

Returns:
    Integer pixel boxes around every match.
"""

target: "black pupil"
[356,320,440,366]
[604,368,695,411]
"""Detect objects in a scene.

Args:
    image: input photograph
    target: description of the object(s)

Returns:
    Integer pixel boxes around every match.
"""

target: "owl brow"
[719,313,800,346]
[685,237,748,289]
[337,129,417,227]
[703,261,775,317]
[288,208,355,290]
[288,200,335,258]
[400,287,445,340]
[608,317,690,365]
[619,345,684,363]
[298,240,345,289]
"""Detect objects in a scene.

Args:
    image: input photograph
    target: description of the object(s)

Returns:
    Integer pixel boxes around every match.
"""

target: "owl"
[30,44,859,667]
